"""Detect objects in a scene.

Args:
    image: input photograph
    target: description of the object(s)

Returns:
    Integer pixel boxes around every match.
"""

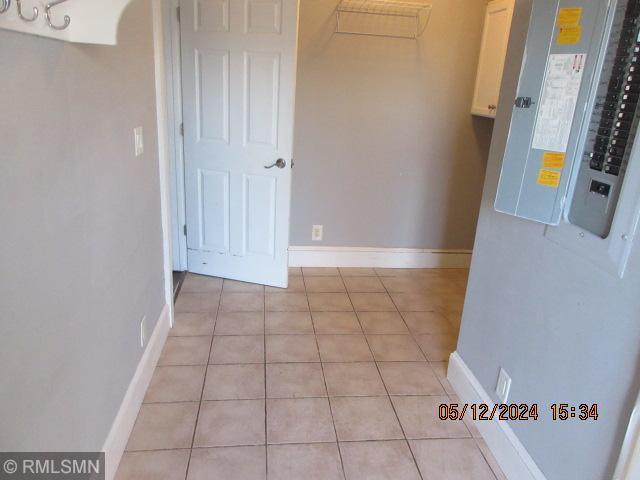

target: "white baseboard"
[102,304,172,480]
[447,351,547,480]
[288,246,472,269]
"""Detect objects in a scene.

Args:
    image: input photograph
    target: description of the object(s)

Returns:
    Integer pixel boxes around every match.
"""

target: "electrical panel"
[569,0,640,238]
[496,0,640,277]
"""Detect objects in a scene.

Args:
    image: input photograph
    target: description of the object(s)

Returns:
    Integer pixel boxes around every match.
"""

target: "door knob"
[265,158,287,169]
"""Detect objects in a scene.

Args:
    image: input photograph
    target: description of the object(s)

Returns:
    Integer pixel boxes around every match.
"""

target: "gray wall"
[0,0,166,451]
[458,1,640,479]
[290,0,494,249]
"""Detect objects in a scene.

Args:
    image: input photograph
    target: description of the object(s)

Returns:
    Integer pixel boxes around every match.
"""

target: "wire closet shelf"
[336,0,432,39]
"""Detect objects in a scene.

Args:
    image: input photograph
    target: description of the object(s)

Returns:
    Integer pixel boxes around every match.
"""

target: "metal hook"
[16,0,38,22]
[45,0,71,30]
[0,0,12,14]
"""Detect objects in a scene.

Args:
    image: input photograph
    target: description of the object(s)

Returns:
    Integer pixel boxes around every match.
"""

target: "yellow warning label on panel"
[557,26,582,45]
[556,7,582,27]
[542,152,566,169]
[537,169,562,188]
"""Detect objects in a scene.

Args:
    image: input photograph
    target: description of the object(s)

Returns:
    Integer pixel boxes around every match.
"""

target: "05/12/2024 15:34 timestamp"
[438,403,599,422]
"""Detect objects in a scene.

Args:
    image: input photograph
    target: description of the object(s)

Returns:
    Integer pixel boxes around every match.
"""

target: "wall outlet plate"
[134,127,144,157]
[495,367,512,403]
[312,225,323,241]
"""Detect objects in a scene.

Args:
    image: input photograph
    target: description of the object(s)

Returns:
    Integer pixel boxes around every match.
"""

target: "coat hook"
[0,0,12,14]
[45,0,71,30]
[16,0,38,22]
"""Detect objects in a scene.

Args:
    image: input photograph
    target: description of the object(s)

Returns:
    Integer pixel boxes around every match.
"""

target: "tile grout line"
[183,284,224,480]
[303,270,349,480]
[262,283,268,479]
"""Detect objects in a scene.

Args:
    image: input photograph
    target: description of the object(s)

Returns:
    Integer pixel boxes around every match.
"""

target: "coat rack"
[0,0,135,44]
[336,0,432,39]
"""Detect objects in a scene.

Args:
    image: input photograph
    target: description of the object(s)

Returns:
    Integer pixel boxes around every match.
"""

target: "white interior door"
[180,0,299,288]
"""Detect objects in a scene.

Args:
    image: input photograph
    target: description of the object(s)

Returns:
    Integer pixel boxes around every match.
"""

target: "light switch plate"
[495,367,512,403]
[134,127,144,157]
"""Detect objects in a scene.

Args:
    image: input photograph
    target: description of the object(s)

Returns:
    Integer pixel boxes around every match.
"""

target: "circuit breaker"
[495,0,640,276]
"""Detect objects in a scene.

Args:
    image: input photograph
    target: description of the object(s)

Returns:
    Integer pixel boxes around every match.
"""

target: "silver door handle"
[265,158,287,169]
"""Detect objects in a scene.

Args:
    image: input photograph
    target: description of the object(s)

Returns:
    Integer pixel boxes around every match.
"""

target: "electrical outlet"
[495,368,512,403]
[312,225,323,241]
[140,315,147,348]
[134,127,144,156]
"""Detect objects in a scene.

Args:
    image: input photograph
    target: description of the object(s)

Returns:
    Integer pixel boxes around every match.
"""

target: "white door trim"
[163,0,188,272]
[288,246,472,269]
[614,388,640,480]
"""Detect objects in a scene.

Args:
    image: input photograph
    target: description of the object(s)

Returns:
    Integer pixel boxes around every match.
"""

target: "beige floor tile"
[265,311,314,334]
[214,312,264,335]
[323,362,386,396]
[449,394,481,438]
[367,335,425,362]
[181,274,223,294]
[415,334,457,362]
[268,443,344,480]
[220,292,264,312]
[312,312,362,334]
[358,311,409,334]
[265,293,309,312]
[304,276,346,293]
[223,279,265,293]
[402,311,454,335]
[317,335,373,362]
[266,363,326,398]
[266,276,305,293]
[380,276,429,294]
[378,362,444,395]
[144,366,206,403]
[339,267,377,276]
[126,403,198,451]
[175,292,220,314]
[209,335,264,364]
[187,446,266,480]
[289,267,303,276]
[303,267,340,276]
[431,361,457,395]
[343,276,386,293]
[350,293,396,312]
[475,438,507,480]
[267,398,336,444]
[330,396,403,441]
[375,268,416,277]
[390,293,437,312]
[194,400,265,447]
[266,335,320,362]
[308,293,353,312]
[116,449,190,480]
[409,439,495,480]
[340,441,421,480]
[170,313,215,337]
[203,364,265,400]
[158,337,211,366]
[391,396,470,439]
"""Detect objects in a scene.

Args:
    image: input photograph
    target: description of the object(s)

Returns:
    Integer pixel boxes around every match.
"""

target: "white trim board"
[102,304,171,480]
[288,247,472,268]
[447,351,547,480]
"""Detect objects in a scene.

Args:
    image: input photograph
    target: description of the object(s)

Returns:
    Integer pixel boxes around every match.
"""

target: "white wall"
[290,0,494,249]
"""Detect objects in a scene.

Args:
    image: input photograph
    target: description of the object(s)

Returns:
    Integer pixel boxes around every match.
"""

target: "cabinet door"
[472,0,514,118]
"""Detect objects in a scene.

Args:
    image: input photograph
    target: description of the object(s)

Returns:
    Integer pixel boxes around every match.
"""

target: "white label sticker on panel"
[532,53,587,152]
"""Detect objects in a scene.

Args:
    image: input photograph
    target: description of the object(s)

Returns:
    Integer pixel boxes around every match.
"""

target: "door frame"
[162,0,188,272]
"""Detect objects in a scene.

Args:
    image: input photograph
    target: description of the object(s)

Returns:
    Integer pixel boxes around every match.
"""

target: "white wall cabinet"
[471,0,515,118]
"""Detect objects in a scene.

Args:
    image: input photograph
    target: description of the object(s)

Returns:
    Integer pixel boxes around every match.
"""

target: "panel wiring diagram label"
[537,169,562,188]
[532,53,587,152]
[542,152,566,168]
[558,26,582,45]
[556,7,583,28]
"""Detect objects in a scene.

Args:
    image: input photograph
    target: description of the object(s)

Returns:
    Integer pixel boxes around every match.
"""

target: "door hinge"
[180,123,184,136]
[176,6,181,22]
[183,224,187,236]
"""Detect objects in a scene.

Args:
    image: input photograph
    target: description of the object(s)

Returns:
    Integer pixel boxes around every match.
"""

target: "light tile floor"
[116,267,506,480]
